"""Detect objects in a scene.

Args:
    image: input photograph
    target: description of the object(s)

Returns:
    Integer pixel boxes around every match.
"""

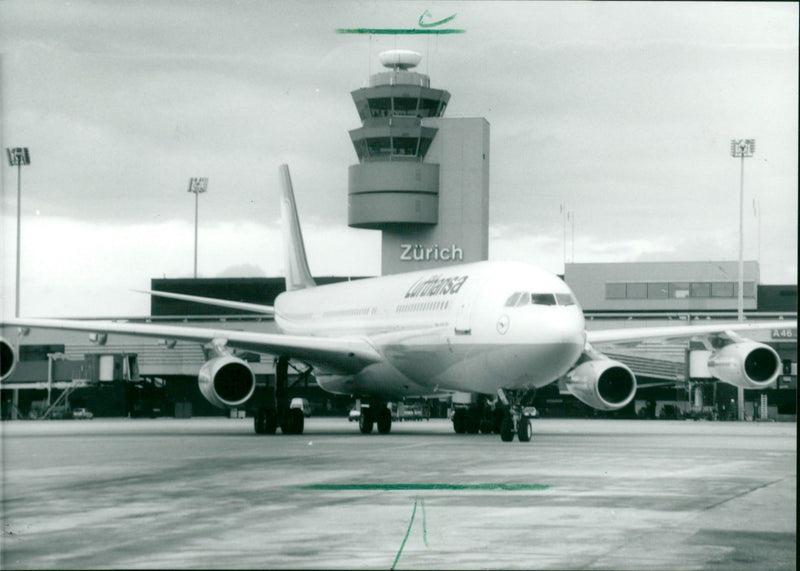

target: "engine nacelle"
[1,337,17,381]
[198,356,256,409]
[564,358,637,411]
[707,341,780,389]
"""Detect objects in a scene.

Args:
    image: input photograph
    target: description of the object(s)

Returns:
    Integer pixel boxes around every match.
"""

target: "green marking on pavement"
[335,28,465,34]
[420,497,428,548]
[298,483,549,491]
[391,497,419,569]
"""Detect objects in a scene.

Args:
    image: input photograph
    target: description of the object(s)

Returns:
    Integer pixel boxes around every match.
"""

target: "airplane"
[0,164,795,442]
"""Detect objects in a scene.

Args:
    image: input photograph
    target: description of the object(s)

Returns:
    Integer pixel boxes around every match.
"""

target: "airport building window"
[392,137,420,156]
[368,98,392,117]
[626,283,648,299]
[647,283,669,299]
[738,282,756,298]
[393,97,419,116]
[711,282,735,297]
[669,282,691,299]
[605,280,757,300]
[419,98,441,117]
[366,137,391,157]
[606,283,626,299]
[690,282,711,298]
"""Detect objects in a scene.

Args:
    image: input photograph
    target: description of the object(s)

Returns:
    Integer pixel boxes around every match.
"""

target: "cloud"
[1,1,796,317]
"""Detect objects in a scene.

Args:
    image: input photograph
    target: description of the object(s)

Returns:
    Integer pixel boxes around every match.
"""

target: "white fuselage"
[274,261,586,399]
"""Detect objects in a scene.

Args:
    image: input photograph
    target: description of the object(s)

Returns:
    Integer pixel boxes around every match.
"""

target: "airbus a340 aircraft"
[1,165,795,442]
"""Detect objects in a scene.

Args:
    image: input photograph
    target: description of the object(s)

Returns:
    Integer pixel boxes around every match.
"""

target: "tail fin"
[279,164,316,292]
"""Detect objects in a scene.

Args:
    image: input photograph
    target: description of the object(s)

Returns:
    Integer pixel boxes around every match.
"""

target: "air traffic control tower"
[347,50,490,275]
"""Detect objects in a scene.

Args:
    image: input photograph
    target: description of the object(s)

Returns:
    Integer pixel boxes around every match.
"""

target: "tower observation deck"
[348,50,450,229]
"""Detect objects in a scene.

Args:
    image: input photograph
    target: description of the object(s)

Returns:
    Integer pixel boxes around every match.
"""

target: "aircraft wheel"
[452,410,466,434]
[517,418,531,442]
[284,408,304,435]
[376,407,392,434]
[265,410,278,434]
[359,411,374,434]
[254,408,277,434]
[465,412,480,434]
[500,414,515,442]
[254,410,266,434]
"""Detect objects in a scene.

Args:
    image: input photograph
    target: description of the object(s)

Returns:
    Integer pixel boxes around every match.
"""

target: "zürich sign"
[400,243,463,262]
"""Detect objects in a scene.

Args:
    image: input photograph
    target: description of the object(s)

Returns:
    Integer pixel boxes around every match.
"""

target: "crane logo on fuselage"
[405,274,469,298]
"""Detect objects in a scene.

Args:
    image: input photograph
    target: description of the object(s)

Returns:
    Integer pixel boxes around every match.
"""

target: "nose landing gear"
[498,388,536,443]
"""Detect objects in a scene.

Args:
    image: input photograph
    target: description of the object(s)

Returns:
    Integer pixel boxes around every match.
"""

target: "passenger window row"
[504,292,576,307]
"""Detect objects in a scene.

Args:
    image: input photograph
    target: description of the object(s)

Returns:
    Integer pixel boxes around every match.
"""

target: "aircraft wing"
[135,290,275,316]
[586,320,796,345]
[3,318,380,374]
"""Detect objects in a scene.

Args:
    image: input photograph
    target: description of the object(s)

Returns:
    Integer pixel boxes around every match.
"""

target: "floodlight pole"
[730,139,754,323]
[730,139,754,422]
[15,162,22,316]
[560,203,567,271]
[737,151,745,322]
[188,178,208,279]
[6,148,30,318]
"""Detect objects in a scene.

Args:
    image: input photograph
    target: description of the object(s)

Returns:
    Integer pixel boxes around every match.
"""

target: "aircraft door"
[454,280,480,335]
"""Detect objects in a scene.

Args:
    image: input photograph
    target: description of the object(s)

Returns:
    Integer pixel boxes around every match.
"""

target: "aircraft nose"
[560,308,586,346]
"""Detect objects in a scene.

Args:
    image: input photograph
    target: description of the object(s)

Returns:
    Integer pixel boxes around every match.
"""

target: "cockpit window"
[507,292,570,307]
[555,293,577,306]
[515,292,531,307]
[531,293,557,306]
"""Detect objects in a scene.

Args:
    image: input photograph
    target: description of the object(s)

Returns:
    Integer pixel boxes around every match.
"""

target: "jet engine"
[1,337,17,381]
[198,356,256,408]
[563,357,637,411]
[707,341,780,389]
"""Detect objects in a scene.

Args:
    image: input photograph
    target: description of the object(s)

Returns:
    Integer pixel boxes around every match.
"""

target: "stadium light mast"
[730,139,755,322]
[6,148,30,317]
[188,177,208,278]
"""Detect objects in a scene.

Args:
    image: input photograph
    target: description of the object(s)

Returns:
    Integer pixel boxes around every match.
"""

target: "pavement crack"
[699,477,786,512]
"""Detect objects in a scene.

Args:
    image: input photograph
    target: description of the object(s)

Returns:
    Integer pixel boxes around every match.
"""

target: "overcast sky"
[1,1,797,317]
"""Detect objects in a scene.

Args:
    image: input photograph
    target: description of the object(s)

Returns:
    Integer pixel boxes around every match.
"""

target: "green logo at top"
[336,10,465,35]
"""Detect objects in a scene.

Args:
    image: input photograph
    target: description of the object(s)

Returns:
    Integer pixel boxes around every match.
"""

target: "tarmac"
[1,416,796,570]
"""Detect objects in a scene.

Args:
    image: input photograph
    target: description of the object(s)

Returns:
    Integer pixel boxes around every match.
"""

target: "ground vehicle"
[72,408,94,420]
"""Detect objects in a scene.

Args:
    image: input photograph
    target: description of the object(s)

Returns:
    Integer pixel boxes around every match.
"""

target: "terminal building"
[1,50,796,421]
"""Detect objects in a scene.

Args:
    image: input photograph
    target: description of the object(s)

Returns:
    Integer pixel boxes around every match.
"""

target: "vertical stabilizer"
[279,164,316,291]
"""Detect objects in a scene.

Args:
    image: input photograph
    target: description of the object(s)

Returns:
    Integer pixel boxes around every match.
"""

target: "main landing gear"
[253,357,305,435]
[451,395,503,435]
[358,400,392,435]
